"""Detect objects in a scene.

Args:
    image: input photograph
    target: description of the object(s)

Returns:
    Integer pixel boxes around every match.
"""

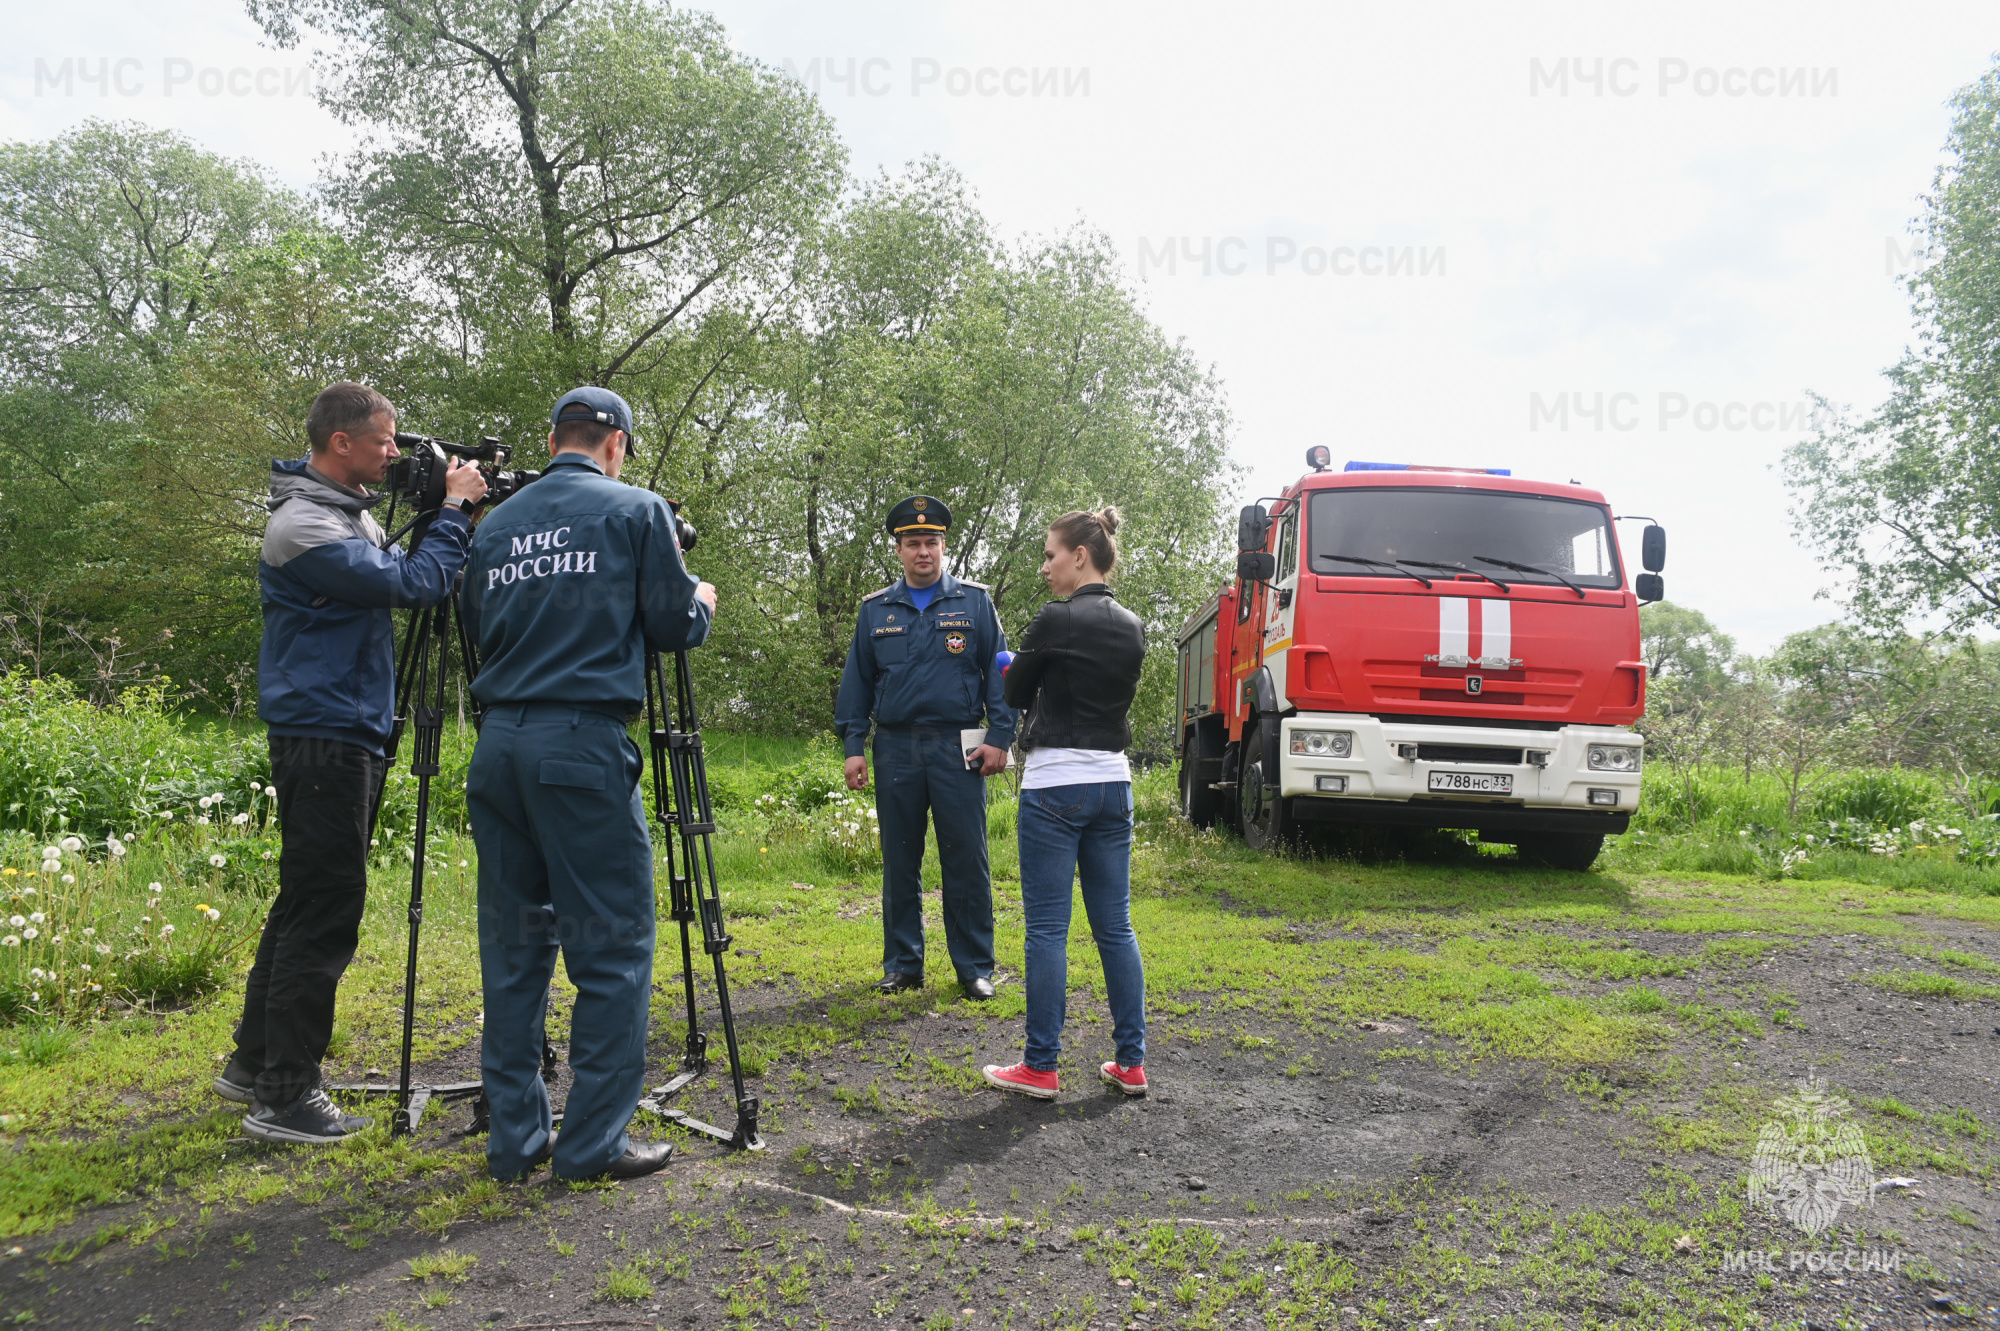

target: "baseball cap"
[551,386,636,452]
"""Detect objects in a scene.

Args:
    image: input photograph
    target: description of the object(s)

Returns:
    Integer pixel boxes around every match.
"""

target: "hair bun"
[1096,506,1122,536]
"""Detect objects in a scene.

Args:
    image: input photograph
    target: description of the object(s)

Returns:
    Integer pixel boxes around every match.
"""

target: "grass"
[5,720,2000,1295]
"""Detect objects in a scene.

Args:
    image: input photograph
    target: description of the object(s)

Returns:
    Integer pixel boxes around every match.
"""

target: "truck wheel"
[1179,751,1218,828]
[1515,832,1604,872]
[1237,723,1293,852]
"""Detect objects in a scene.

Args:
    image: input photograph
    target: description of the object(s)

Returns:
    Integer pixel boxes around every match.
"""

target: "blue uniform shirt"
[462,453,710,710]
[833,573,1017,759]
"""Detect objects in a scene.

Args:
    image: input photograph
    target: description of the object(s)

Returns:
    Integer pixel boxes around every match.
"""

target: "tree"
[669,165,1237,737]
[1639,602,1737,695]
[246,0,846,424]
[0,120,309,682]
[1784,59,2000,631]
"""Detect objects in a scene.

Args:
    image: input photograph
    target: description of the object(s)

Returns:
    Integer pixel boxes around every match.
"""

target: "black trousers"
[232,735,385,1106]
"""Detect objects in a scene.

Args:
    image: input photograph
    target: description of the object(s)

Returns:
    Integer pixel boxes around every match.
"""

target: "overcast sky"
[4,2,1994,652]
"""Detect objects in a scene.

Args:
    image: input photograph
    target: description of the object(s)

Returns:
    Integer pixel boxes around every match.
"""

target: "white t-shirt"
[1021,746,1132,790]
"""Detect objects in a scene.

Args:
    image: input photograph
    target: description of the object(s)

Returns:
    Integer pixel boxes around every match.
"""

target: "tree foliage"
[0,8,1237,744]
[1784,61,2000,630]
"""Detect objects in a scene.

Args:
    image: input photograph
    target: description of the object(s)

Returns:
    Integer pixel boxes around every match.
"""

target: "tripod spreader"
[636,648,763,1152]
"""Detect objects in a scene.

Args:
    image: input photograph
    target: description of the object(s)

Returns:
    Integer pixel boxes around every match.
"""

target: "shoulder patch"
[861,584,896,603]
[262,497,367,569]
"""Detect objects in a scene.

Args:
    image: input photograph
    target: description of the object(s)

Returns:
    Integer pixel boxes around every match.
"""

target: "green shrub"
[1806,768,1951,827]
[0,671,270,838]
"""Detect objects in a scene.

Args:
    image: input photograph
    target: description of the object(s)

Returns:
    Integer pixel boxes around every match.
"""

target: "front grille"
[1416,743,1523,765]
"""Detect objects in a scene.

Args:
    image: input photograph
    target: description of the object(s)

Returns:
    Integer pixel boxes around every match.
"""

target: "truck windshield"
[1307,487,1621,589]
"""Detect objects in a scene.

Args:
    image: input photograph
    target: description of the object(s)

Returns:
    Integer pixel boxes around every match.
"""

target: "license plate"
[1428,770,1513,795]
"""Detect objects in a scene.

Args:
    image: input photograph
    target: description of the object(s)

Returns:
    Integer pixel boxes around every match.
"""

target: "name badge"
[872,625,906,637]
[934,616,973,630]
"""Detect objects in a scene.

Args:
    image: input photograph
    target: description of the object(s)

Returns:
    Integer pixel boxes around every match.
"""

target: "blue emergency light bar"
[1344,461,1512,476]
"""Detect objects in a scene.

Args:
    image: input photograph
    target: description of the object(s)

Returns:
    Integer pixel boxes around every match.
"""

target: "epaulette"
[861,584,896,603]
[958,578,989,591]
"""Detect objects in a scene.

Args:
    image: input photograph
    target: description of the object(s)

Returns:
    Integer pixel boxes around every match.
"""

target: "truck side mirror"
[1642,525,1666,573]
[1237,504,1272,552]
[1237,551,1276,582]
[1635,573,1664,603]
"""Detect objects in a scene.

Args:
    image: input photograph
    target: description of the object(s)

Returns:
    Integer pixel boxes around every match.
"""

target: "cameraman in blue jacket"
[218,382,487,1145]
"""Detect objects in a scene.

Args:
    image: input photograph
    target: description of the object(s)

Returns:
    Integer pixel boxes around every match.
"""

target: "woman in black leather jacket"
[981,508,1149,1100]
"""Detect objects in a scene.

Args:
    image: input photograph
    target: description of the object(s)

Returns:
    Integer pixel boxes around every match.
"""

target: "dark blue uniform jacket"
[462,453,710,709]
[257,458,472,754]
[833,573,1017,759]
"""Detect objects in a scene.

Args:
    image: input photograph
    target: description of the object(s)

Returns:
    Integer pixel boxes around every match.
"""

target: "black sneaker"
[243,1088,371,1144]
[212,1058,257,1106]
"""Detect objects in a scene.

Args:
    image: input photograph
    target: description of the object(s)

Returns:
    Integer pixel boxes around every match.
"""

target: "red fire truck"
[1175,450,1666,870]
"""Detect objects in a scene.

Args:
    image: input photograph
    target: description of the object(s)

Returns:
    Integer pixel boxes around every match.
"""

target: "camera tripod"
[327,568,487,1135]
[634,648,762,1151]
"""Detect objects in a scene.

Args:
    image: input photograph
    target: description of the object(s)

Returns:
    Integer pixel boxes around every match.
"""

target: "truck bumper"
[1276,714,1640,834]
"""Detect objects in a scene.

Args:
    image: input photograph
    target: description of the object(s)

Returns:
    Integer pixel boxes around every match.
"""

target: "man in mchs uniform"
[461,386,715,1183]
[835,496,1016,1000]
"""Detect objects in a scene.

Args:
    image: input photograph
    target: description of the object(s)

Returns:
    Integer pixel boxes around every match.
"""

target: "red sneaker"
[1099,1062,1147,1095]
[982,1063,1059,1099]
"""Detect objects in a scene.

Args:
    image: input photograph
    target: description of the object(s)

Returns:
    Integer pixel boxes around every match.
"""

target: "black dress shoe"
[874,972,922,994]
[960,975,997,1001]
[591,1141,674,1181]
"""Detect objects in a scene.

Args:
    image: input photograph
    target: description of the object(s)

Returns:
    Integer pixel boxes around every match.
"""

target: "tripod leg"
[671,652,761,1151]
[370,607,427,836]
[394,597,452,1136]
[646,653,707,1084]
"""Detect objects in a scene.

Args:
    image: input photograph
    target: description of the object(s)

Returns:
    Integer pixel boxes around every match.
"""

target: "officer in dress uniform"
[836,496,1016,999]
[461,386,716,1183]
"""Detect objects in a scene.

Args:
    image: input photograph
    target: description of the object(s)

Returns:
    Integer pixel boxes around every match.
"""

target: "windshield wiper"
[1397,559,1510,593]
[1476,555,1586,599]
[1320,553,1432,588]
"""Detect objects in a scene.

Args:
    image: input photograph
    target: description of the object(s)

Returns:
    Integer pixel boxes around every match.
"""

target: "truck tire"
[1179,750,1218,828]
[1515,832,1604,872]
[1237,721,1294,852]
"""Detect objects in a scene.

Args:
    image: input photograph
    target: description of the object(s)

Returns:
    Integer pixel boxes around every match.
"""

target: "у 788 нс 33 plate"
[1427,771,1513,795]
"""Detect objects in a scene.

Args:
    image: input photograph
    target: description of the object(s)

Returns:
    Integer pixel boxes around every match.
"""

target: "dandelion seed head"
[59,837,81,853]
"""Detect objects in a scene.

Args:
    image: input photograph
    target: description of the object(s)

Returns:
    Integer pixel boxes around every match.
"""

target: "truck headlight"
[1289,729,1354,758]
[1587,744,1641,772]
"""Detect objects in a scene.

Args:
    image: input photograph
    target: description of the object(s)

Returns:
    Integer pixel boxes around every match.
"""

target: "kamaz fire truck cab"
[1175,450,1667,871]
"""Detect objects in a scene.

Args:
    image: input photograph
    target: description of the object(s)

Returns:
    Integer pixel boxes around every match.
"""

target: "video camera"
[386,432,541,513]
[666,499,698,554]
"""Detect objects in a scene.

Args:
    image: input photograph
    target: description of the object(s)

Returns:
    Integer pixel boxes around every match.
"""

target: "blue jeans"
[1018,782,1145,1072]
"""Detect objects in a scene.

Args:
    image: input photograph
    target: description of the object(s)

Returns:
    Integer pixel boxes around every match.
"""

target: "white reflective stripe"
[1439,597,1469,662]
[1480,598,1510,665]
